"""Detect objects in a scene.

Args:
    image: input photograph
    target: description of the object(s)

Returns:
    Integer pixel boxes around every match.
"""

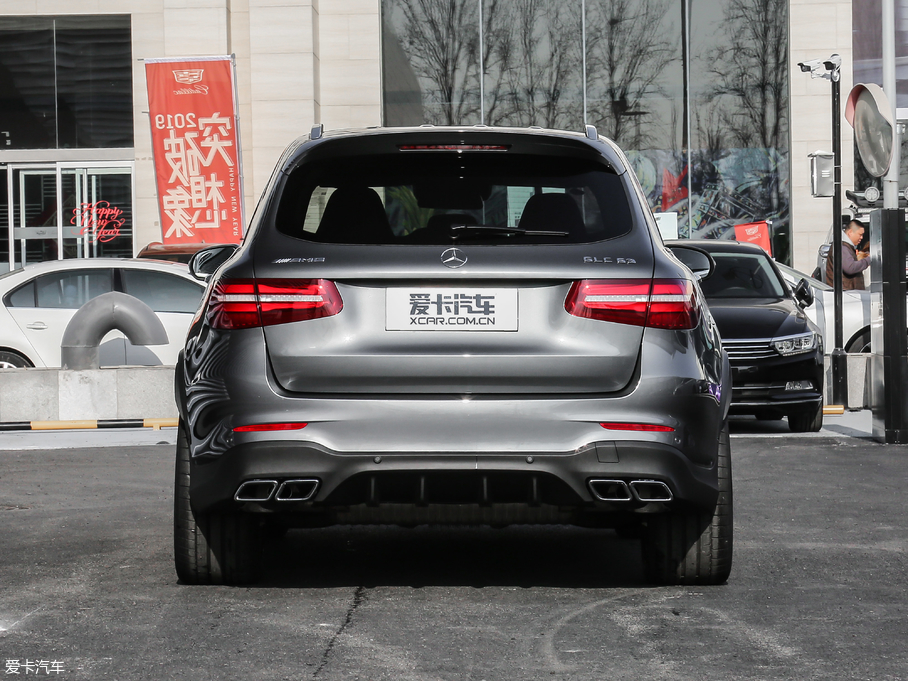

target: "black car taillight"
[206,278,344,329]
[564,278,698,330]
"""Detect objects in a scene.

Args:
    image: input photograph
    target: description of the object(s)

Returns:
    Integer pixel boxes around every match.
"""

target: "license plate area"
[386,288,519,331]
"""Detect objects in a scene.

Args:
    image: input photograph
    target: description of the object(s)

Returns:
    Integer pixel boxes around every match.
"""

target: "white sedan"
[775,262,872,353]
[0,258,204,368]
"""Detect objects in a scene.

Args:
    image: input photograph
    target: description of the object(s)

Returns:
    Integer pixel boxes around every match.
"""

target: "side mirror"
[793,278,815,308]
[188,244,238,281]
[666,244,715,281]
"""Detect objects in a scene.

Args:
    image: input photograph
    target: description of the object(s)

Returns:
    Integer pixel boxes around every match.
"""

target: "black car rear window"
[699,252,788,298]
[275,152,633,245]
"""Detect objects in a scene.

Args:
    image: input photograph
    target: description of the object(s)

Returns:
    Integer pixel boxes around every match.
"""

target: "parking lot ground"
[0,417,906,680]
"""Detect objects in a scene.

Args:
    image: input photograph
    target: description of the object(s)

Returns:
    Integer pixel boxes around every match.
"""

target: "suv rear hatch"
[245,131,660,395]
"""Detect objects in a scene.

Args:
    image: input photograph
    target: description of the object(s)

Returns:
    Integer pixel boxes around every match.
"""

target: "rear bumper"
[177,322,731,523]
[188,438,721,519]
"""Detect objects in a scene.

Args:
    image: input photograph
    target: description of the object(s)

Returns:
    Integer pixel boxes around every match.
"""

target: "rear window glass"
[276,153,632,245]
[121,269,203,313]
[700,252,788,299]
[28,269,113,309]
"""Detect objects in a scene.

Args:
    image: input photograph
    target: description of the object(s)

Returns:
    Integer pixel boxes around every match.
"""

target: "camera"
[798,58,825,73]
[798,54,841,81]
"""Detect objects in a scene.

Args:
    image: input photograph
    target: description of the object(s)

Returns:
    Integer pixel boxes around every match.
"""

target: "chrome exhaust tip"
[275,479,319,502]
[234,479,278,502]
[629,480,673,502]
[588,479,632,502]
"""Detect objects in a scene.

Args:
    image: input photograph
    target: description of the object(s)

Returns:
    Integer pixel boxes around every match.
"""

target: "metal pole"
[831,67,847,406]
[581,0,587,126]
[479,0,484,125]
[875,0,908,442]
[883,0,899,208]
[682,0,692,238]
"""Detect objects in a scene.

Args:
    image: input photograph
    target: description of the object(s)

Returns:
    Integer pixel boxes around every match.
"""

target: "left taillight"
[564,278,699,330]
[205,278,343,330]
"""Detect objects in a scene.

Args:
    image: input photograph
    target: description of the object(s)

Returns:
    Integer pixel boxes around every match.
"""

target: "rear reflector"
[207,278,343,329]
[565,278,698,329]
[600,422,675,432]
[233,422,308,432]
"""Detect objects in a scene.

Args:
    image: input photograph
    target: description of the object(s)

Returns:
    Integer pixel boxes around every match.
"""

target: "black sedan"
[670,240,824,432]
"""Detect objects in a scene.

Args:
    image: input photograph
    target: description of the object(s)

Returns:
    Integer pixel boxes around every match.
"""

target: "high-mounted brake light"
[398,144,510,151]
[564,278,698,330]
[206,279,343,329]
[233,422,308,432]
[600,422,675,432]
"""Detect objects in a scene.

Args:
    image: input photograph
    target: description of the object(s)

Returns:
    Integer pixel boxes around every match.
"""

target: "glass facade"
[0,15,133,149]
[0,15,134,271]
[381,0,791,260]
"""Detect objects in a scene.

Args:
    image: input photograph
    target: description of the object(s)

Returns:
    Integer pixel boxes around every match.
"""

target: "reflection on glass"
[55,16,134,148]
[0,17,56,149]
[482,0,583,129]
[0,15,132,150]
[382,0,480,125]
[585,0,680,151]
[688,0,790,261]
[379,0,791,261]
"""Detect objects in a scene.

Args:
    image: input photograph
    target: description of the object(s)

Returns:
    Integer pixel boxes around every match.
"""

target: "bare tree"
[584,0,677,149]
[700,0,789,246]
[705,0,788,153]
[388,0,481,124]
[480,0,582,129]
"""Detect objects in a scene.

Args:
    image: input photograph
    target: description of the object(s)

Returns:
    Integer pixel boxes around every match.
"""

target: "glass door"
[6,162,134,271]
[8,165,59,270]
[62,166,133,260]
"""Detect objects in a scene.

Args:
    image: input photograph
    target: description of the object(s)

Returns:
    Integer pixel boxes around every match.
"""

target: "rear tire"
[174,420,261,585]
[641,423,733,585]
[846,331,871,354]
[788,403,823,433]
[0,350,32,368]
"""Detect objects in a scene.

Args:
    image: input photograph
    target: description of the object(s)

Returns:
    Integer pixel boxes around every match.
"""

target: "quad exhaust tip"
[588,479,673,503]
[234,479,278,502]
[275,479,319,502]
[588,479,632,502]
[629,480,673,502]
[234,479,320,503]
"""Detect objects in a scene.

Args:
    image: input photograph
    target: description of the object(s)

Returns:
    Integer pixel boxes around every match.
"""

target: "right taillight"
[205,278,343,329]
[564,278,698,330]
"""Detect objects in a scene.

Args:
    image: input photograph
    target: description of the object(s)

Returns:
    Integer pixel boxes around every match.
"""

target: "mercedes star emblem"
[441,247,467,268]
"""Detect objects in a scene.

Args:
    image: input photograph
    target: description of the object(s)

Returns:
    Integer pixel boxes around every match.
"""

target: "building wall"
[0,0,861,269]
[130,0,381,252]
[0,0,381,252]
[789,0,855,273]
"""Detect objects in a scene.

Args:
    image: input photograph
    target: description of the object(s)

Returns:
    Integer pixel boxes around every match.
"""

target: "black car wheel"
[0,350,32,368]
[788,403,823,433]
[846,331,871,354]
[641,423,733,585]
[174,420,261,585]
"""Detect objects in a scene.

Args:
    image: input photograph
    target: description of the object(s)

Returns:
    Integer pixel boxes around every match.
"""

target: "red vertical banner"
[734,220,772,256]
[145,56,244,245]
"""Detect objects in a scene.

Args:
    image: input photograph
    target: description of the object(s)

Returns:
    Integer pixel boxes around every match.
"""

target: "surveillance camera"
[798,58,824,72]
[823,54,842,71]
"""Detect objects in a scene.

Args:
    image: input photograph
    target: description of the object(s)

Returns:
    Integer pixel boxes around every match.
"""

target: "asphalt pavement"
[1,410,906,680]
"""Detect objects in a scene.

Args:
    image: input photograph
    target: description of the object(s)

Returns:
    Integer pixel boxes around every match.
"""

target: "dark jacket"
[826,240,869,290]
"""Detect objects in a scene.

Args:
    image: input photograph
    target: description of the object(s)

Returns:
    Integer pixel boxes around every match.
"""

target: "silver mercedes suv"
[173,125,732,586]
